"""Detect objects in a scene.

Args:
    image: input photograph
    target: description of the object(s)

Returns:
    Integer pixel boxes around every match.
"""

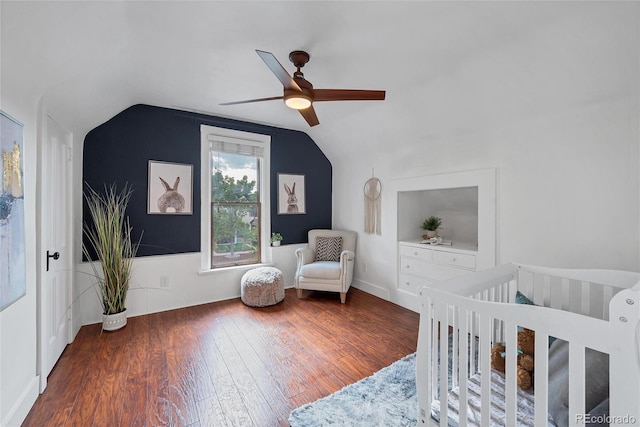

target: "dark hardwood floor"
[23,287,420,427]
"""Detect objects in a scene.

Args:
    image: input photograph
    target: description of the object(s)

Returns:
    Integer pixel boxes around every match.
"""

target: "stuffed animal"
[490,328,536,390]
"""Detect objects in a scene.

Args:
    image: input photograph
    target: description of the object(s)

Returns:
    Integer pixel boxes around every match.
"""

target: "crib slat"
[532,272,547,305]
[458,307,469,427]
[580,282,591,315]
[589,281,604,320]
[470,309,478,375]
[568,343,586,427]
[504,322,518,427]
[542,274,551,307]
[438,303,449,426]
[534,331,550,426]
[418,294,434,425]
[569,279,582,314]
[458,308,469,427]
[452,309,459,389]
[517,268,534,297]
[479,314,492,427]
[550,276,563,310]
[431,308,439,401]
[602,285,613,320]
[562,278,571,311]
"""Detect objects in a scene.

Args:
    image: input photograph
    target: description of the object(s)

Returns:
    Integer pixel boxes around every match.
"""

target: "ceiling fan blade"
[220,96,283,106]
[313,89,386,102]
[256,50,302,92]
[299,105,320,127]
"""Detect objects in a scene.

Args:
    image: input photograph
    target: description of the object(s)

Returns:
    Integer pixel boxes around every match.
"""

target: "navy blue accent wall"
[83,104,332,258]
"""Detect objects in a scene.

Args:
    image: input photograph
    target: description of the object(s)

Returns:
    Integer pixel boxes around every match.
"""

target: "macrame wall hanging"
[363,174,382,235]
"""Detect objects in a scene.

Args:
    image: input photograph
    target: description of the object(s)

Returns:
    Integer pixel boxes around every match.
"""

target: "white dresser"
[398,241,478,294]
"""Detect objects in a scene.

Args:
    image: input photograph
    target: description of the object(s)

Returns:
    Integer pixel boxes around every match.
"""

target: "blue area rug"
[288,353,418,427]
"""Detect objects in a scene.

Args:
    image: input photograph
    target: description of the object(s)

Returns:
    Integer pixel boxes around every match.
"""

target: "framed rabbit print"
[148,160,193,215]
[278,173,306,214]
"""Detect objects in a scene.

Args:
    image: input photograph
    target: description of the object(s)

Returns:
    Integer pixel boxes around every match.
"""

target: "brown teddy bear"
[490,328,535,390]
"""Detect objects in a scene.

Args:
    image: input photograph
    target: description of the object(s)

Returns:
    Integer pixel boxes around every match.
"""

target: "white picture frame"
[278,173,306,215]
[148,160,193,215]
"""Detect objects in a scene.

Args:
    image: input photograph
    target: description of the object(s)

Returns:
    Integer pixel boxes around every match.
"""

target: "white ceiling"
[1,1,637,164]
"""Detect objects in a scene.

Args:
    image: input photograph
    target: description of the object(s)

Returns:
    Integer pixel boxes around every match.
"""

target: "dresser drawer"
[398,273,434,294]
[422,262,472,281]
[400,257,430,276]
[399,244,432,262]
[432,250,476,269]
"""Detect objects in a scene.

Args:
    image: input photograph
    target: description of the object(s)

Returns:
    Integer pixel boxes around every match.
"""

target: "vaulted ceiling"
[2,1,637,165]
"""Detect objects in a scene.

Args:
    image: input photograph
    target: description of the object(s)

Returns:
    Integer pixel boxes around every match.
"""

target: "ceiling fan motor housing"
[289,50,310,68]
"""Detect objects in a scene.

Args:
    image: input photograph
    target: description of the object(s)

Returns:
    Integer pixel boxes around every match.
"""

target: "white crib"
[416,263,640,427]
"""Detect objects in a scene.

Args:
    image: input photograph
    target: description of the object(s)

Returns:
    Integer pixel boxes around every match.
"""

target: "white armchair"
[294,229,357,304]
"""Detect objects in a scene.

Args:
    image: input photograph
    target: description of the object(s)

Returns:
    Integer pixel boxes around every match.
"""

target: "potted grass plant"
[82,183,140,331]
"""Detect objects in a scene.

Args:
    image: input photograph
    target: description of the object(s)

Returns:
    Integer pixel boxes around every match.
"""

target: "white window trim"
[200,125,271,272]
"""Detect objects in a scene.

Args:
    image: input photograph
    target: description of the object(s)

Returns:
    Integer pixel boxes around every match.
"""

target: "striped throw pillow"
[315,236,343,262]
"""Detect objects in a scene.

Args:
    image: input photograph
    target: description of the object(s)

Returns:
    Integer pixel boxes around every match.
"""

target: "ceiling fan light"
[284,95,312,110]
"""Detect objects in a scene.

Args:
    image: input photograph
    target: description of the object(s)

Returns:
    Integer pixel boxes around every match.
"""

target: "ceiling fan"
[220,50,386,127]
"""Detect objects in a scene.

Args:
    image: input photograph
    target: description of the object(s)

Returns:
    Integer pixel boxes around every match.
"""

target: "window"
[200,126,271,271]
[211,149,260,267]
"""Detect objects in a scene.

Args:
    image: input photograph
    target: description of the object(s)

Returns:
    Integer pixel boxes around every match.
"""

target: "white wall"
[332,8,639,307]
[0,102,40,425]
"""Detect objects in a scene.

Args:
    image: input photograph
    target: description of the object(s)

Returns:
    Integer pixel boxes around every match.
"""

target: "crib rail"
[416,263,640,427]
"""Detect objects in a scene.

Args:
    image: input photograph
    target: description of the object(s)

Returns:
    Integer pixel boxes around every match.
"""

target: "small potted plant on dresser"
[422,216,442,239]
[271,232,283,247]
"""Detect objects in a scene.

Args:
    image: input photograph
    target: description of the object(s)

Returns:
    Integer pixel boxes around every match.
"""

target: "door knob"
[46,250,60,272]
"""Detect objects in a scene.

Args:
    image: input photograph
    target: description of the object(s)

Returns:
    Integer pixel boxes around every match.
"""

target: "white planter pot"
[103,309,127,331]
[423,230,437,239]
[272,241,281,247]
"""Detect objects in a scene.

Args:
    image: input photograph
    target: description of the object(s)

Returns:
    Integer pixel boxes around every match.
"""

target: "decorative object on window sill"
[271,232,283,247]
[147,160,193,215]
[364,173,381,235]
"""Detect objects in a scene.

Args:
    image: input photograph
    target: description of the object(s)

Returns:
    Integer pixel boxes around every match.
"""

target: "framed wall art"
[278,173,306,214]
[148,160,193,214]
[0,111,26,311]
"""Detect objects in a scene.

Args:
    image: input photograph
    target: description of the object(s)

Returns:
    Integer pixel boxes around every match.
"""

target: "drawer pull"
[406,265,410,269]
[405,281,410,285]
[414,251,418,256]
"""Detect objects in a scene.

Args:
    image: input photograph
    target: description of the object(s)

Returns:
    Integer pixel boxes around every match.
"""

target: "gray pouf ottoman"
[241,267,285,307]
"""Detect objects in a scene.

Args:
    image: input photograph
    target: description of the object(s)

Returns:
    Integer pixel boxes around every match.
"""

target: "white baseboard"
[389,289,420,313]
[352,278,420,314]
[351,277,390,301]
[3,375,39,427]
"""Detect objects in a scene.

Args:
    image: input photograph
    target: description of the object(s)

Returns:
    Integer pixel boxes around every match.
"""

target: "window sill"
[197,262,274,276]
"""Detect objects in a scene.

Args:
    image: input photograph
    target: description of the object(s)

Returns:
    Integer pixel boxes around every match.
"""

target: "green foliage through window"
[211,152,260,267]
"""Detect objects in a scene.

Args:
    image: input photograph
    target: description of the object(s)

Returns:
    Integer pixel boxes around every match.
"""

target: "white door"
[39,114,73,391]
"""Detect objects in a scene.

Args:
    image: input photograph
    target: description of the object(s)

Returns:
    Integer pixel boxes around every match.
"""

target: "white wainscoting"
[76,244,306,327]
